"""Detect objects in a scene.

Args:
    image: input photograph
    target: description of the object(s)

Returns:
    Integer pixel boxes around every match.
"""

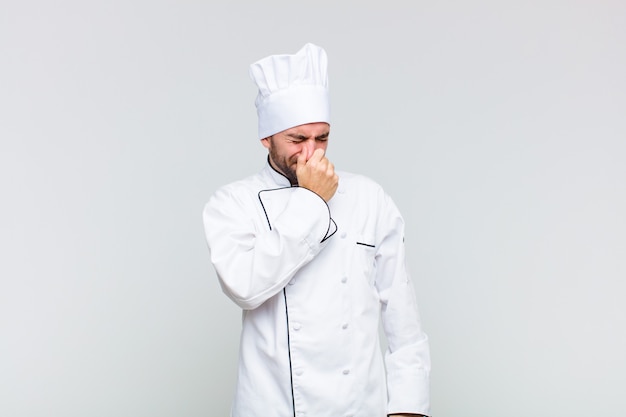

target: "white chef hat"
[249,43,330,139]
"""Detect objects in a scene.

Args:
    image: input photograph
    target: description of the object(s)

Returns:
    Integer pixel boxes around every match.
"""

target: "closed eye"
[315,132,329,142]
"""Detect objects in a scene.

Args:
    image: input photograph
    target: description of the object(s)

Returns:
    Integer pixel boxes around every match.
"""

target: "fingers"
[305,148,327,171]
[297,147,322,170]
[309,147,325,162]
[295,149,338,202]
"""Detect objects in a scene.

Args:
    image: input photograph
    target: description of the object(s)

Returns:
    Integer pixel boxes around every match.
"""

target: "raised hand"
[296,148,338,202]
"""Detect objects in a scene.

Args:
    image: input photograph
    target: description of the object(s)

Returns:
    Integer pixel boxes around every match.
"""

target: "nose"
[301,139,315,160]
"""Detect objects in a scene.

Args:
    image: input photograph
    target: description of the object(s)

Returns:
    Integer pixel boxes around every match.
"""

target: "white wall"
[1,1,625,416]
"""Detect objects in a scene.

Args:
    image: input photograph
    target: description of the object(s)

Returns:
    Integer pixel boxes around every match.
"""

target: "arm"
[375,193,431,415]
[203,185,332,310]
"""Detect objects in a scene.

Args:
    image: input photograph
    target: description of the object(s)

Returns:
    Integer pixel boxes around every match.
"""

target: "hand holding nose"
[296,148,339,202]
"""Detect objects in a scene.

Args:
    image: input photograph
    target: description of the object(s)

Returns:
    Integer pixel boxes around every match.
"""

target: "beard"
[267,140,298,186]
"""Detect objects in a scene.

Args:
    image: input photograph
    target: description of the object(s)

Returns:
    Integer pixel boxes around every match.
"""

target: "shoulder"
[214,172,263,194]
[205,172,266,210]
[337,170,388,198]
[337,170,383,189]
[336,170,404,217]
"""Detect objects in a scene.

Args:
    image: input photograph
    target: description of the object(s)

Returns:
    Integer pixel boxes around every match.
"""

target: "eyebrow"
[285,132,330,140]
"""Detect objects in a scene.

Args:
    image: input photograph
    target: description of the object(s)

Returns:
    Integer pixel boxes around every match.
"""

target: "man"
[203,43,430,417]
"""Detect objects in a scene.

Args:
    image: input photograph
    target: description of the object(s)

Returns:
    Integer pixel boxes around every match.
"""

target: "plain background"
[1,1,625,416]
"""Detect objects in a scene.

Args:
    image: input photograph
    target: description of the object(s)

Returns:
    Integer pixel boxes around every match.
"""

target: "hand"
[296,148,338,202]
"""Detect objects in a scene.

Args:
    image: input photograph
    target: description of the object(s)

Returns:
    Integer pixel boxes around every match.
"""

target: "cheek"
[286,148,301,163]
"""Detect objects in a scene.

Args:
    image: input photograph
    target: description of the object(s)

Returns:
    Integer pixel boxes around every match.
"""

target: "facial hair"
[267,138,299,186]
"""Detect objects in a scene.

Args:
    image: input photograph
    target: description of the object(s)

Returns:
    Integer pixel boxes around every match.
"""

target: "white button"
[288,279,296,285]
[342,323,349,329]
[341,277,347,283]
[293,323,301,331]
[340,232,347,239]
[295,369,303,376]
[342,369,350,375]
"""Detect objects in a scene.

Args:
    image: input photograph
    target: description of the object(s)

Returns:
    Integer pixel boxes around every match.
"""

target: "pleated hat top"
[249,43,330,139]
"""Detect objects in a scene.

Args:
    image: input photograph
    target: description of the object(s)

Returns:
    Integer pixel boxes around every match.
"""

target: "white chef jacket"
[203,161,430,417]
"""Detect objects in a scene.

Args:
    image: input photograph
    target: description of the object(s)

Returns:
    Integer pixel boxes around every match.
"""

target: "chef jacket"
[203,161,430,417]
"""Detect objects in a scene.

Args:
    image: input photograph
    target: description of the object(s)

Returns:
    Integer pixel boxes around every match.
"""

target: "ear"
[260,137,271,150]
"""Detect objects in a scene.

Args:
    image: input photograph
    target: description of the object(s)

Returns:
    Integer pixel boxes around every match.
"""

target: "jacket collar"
[263,156,292,188]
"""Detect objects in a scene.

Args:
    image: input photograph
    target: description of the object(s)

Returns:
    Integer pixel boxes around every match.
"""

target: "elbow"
[217,275,267,310]
[229,293,265,311]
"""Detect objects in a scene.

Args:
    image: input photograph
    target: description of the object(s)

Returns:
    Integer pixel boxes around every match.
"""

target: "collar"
[262,156,292,188]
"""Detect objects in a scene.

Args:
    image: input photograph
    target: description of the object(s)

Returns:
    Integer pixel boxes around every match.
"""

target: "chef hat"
[249,43,330,139]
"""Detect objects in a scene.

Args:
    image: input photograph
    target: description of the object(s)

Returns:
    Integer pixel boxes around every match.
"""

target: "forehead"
[281,122,330,136]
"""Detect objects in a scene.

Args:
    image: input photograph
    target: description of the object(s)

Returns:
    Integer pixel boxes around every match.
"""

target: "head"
[250,43,331,144]
[261,122,330,185]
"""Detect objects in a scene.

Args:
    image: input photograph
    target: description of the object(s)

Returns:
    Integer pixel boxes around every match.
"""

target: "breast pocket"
[353,235,377,286]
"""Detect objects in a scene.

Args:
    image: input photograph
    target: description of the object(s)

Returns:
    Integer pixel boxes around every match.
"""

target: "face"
[261,122,330,185]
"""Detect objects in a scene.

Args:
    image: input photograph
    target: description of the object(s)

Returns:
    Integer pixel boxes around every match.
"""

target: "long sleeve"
[375,193,431,415]
[203,168,430,416]
[203,184,334,310]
